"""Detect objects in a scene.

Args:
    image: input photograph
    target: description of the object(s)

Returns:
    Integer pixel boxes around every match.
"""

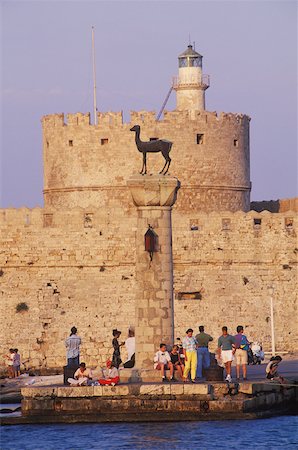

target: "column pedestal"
[126,175,180,381]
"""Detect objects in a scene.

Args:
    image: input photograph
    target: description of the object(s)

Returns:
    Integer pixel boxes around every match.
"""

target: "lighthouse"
[173,44,209,111]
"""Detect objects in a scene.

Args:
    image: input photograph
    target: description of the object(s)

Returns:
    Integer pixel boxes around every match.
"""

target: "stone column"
[127,174,180,380]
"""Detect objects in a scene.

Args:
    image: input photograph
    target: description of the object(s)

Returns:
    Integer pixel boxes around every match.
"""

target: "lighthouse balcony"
[172,74,210,90]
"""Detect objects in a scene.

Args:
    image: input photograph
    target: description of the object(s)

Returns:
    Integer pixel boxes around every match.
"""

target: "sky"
[0,0,297,208]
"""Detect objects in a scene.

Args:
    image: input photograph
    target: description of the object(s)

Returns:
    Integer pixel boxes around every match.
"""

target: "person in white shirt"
[3,349,15,378]
[124,329,135,368]
[65,326,82,367]
[67,362,92,386]
[153,343,174,382]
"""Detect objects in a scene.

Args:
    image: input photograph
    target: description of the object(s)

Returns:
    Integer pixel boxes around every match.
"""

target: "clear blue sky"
[1,0,297,208]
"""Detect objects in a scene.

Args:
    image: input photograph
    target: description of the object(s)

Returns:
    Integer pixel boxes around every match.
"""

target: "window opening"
[196,134,204,144]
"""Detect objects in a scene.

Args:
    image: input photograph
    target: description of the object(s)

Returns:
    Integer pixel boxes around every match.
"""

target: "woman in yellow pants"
[182,328,198,383]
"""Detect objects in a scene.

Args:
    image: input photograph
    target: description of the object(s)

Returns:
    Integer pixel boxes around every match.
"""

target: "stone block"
[93,385,103,396]
[139,384,171,395]
[21,387,57,398]
[183,384,209,395]
[209,399,243,412]
[100,385,130,396]
[56,386,94,397]
[170,384,184,395]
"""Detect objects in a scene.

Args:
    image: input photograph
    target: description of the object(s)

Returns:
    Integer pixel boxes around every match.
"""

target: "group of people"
[67,360,121,387]
[154,325,263,383]
[3,348,21,378]
[153,326,213,383]
[65,327,135,386]
[4,324,285,386]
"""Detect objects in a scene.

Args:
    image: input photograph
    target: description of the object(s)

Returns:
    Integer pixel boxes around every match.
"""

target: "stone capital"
[127,175,180,207]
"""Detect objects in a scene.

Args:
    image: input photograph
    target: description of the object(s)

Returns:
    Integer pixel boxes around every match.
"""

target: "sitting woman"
[170,344,185,380]
[99,360,120,386]
[67,362,93,386]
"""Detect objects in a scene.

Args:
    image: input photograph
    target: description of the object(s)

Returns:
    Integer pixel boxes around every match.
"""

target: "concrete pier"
[1,381,296,425]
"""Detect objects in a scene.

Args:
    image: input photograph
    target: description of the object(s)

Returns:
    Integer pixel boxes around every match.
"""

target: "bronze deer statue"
[130,125,172,175]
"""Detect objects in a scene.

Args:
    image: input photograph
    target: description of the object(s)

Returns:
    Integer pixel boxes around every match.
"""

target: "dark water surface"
[1,416,297,450]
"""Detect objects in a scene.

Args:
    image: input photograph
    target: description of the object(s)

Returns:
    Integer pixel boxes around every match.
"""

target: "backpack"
[240,335,249,351]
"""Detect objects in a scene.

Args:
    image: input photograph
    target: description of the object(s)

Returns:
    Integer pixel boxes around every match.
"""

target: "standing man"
[217,326,235,382]
[234,325,250,381]
[195,325,213,379]
[182,328,198,383]
[65,326,82,367]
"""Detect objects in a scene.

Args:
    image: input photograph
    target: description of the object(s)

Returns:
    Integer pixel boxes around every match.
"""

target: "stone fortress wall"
[1,42,296,373]
[42,110,250,213]
[0,206,296,371]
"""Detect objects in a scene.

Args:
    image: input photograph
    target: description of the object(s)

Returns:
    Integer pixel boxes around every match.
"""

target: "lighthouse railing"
[172,74,210,89]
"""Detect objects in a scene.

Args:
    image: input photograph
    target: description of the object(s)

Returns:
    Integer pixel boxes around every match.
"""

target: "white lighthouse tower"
[173,44,210,112]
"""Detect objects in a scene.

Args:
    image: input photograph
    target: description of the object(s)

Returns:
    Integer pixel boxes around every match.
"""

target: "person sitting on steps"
[154,343,175,382]
[67,362,92,386]
[99,360,120,386]
[170,345,185,380]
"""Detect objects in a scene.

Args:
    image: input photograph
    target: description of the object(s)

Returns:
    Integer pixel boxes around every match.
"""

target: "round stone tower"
[173,44,209,111]
[42,45,251,212]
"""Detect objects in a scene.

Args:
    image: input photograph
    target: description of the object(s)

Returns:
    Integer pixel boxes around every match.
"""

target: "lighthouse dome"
[178,44,202,68]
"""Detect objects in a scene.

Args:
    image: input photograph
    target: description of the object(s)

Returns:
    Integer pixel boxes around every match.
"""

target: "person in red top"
[99,360,120,386]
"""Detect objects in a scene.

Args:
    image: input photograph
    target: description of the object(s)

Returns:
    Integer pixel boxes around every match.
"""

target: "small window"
[46,141,49,148]
[84,213,93,228]
[253,218,262,229]
[285,217,293,229]
[222,218,231,231]
[190,219,199,231]
[177,291,202,300]
[150,137,158,141]
[234,139,239,147]
[68,140,73,147]
[196,134,204,144]
[101,138,109,145]
[43,214,53,227]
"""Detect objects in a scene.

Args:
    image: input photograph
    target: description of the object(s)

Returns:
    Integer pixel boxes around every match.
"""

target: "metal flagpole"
[92,26,97,125]
[268,286,276,356]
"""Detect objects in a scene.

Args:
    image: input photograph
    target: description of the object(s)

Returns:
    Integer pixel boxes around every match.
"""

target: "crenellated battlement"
[42,109,251,130]
[97,111,124,126]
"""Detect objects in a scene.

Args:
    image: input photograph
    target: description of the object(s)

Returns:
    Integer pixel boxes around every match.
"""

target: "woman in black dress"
[112,329,124,369]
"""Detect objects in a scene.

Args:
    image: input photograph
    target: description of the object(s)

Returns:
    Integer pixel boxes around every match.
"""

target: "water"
[1,416,297,450]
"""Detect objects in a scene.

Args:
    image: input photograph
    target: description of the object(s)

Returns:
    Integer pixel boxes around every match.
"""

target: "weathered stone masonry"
[0,207,296,371]
[0,44,296,372]
[42,110,250,213]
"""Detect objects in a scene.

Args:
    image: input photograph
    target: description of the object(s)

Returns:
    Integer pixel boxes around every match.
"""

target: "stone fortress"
[0,45,297,373]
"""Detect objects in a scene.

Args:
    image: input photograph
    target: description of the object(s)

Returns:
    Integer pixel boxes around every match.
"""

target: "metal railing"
[172,74,210,89]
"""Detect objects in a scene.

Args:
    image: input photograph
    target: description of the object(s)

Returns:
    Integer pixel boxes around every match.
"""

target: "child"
[170,345,184,380]
[153,343,174,382]
[99,360,120,386]
[13,348,21,377]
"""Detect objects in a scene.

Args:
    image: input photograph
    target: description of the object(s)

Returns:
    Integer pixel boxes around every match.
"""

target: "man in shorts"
[217,326,236,382]
[153,343,174,382]
[234,325,250,381]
